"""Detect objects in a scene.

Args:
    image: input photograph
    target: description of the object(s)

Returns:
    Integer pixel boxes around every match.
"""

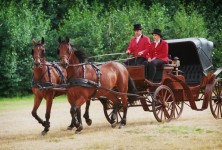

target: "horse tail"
[127,76,138,103]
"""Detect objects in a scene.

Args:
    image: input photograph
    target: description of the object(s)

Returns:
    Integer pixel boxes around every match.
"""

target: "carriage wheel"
[152,85,175,122]
[210,79,222,119]
[100,99,123,124]
[173,101,184,119]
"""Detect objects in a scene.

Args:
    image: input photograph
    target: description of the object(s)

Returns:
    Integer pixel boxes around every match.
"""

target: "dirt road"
[0,99,221,150]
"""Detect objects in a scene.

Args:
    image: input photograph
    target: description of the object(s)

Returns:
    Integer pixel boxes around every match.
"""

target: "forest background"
[0,0,221,97]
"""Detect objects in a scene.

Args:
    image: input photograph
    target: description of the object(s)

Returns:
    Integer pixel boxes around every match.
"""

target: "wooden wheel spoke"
[216,104,220,118]
[160,108,164,120]
[218,103,222,118]
[168,102,174,111]
[213,103,218,113]
[163,108,170,119]
[156,107,162,116]
[175,105,180,115]
[117,111,123,120]
[220,103,222,118]
[210,79,222,119]
[156,105,162,110]
[108,111,113,118]
[165,93,172,102]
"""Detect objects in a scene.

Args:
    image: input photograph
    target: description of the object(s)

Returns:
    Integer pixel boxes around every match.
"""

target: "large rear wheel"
[210,79,222,119]
[152,85,175,122]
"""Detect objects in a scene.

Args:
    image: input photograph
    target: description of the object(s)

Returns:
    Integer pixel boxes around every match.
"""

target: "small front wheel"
[100,99,123,124]
[152,85,175,122]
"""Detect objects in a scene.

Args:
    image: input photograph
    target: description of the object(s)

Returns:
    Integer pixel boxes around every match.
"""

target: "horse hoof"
[77,125,83,131]
[119,124,125,129]
[41,130,48,136]
[75,130,82,134]
[111,122,117,128]
[75,125,83,134]
[86,119,92,126]
[67,126,73,130]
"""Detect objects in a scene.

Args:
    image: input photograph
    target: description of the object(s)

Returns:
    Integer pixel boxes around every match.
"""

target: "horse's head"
[32,37,46,67]
[57,37,73,68]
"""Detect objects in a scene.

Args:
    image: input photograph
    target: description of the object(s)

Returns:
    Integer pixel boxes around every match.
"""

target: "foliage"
[58,0,104,57]
[0,0,221,97]
[0,1,51,97]
[169,4,208,38]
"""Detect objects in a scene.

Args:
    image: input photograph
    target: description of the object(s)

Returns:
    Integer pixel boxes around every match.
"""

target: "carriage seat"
[152,63,173,82]
[179,65,203,84]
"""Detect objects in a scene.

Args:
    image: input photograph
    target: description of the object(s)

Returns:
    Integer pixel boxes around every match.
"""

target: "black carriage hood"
[166,38,213,75]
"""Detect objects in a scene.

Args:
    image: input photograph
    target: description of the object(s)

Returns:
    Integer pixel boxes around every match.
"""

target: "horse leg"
[106,95,120,128]
[67,106,75,130]
[83,100,92,126]
[110,104,119,128]
[41,98,53,135]
[119,96,128,129]
[31,95,45,128]
[68,106,83,133]
[76,107,83,133]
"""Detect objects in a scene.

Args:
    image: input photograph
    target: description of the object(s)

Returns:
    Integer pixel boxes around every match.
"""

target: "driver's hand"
[138,52,143,56]
[126,50,131,54]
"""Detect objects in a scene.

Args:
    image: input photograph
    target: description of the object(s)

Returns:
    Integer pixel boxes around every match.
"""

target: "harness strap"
[47,65,52,83]
[83,64,86,78]
[32,81,55,89]
[68,78,100,87]
[91,63,102,86]
[52,62,66,84]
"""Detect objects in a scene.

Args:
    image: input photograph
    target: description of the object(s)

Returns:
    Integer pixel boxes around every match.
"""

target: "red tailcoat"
[127,35,150,58]
[146,40,168,63]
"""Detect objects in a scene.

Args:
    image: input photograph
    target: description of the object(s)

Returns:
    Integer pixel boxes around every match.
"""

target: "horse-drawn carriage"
[101,37,222,123]
[32,37,222,134]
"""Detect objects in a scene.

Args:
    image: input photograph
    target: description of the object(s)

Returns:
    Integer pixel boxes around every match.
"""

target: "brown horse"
[57,37,137,132]
[31,37,92,135]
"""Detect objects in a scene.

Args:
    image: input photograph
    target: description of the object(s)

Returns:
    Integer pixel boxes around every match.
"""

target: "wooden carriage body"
[126,38,222,121]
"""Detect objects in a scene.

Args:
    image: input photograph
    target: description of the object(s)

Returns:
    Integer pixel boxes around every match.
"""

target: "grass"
[0,95,67,113]
[158,125,214,134]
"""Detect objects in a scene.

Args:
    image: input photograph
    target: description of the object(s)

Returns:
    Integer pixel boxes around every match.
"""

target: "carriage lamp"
[172,57,180,75]
[172,57,180,67]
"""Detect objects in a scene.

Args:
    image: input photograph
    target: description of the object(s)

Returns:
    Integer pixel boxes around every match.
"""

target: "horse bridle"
[32,44,46,67]
[58,43,73,67]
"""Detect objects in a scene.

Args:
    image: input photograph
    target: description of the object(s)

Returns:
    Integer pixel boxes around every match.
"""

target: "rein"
[55,56,137,67]
[87,53,126,59]
[87,53,138,63]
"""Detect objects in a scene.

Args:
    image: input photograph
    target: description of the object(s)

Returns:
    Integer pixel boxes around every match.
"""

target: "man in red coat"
[124,24,150,66]
[144,29,168,81]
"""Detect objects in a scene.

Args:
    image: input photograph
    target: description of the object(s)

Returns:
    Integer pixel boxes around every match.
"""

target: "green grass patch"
[158,125,213,135]
[0,95,67,113]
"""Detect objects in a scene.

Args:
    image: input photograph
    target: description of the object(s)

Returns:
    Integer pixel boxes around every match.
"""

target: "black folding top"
[166,38,213,75]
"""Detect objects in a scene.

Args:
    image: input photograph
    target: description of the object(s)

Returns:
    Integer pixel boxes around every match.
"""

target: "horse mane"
[59,37,88,63]
[74,49,88,63]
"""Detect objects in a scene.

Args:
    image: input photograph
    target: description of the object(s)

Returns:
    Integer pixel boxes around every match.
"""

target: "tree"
[0,1,51,97]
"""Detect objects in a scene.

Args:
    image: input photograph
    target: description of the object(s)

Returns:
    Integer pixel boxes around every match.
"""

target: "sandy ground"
[0,99,221,150]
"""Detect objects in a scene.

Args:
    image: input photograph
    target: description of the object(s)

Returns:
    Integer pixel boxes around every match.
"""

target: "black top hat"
[133,24,142,31]
[151,29,163,37]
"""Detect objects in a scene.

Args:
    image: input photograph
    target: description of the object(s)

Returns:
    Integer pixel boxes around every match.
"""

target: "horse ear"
[58,37,62,43]
[65,36,69,43]
[32,38,37,45]
[41,37,44,44]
